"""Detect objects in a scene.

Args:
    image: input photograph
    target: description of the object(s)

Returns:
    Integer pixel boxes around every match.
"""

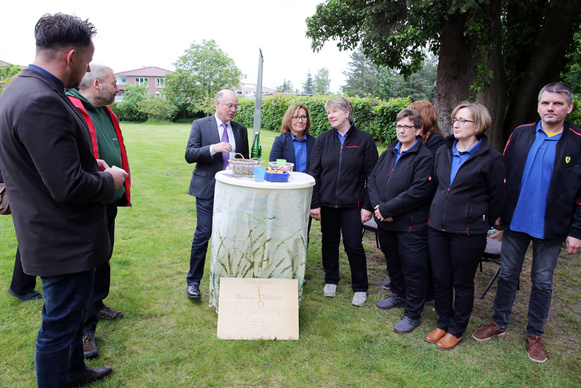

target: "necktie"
[221,122,229,170]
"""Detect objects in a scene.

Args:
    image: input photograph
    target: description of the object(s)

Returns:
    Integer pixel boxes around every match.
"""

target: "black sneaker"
[394,316,422,334]
[7,288,43,302]
[376,294,406,310]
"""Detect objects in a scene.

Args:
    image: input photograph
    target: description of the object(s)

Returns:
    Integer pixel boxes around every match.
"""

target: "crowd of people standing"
[1,12,580,387]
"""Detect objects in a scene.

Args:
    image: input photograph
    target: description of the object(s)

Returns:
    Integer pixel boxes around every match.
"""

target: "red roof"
[115,66,174,77]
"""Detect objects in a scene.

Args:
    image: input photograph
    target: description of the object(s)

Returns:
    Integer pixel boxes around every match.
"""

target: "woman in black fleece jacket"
[309,97,378,307]
[425,102,505,350]
[368,109,435,334]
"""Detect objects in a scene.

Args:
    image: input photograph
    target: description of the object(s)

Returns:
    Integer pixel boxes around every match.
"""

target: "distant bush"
[237,94,411,145]
[569,95,581,127]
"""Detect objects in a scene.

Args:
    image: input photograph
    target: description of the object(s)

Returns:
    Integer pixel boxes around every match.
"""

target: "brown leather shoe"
[68,365,113,387]
[425,328,447,343]
[472,320,506,342]
[83,334,98,359]
[436,333,463,350]
[526,335,548,363]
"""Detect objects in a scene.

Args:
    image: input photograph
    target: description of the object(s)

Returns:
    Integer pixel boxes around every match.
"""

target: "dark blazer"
[269,133,317,172]
[0,68,115,277]
[185,115,249,199]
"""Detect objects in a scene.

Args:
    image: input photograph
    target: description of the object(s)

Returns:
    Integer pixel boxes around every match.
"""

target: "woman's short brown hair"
[396,109,423,130]
[451,102,491,138]
[280,103,311,135]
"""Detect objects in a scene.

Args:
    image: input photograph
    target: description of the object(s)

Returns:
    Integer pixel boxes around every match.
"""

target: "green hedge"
[237,95,411,145]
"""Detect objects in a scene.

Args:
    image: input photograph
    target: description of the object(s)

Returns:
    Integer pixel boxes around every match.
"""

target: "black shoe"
[382,282,391,290]
[96,306,124,321]
[187,284,201,299]
[7,287,43,302]
[68,365,113,387]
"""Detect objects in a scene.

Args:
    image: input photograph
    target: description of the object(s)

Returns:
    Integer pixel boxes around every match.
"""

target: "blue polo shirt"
[333,124,352,146]
[450,138,482,184]
[394,139,418,166]
[510,122,561,238]
[291,133,308,173]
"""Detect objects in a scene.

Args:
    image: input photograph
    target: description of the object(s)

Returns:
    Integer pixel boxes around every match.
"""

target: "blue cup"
[254,166,266,182]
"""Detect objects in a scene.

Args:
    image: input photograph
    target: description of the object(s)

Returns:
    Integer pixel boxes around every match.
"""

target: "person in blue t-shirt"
[473,82,581,364]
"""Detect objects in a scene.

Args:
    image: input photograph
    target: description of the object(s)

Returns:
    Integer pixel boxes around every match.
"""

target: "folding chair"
[362,218,380,249]
[479,237,501,299]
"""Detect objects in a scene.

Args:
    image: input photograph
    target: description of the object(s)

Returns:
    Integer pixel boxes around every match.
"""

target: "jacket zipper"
[335,145,343,207]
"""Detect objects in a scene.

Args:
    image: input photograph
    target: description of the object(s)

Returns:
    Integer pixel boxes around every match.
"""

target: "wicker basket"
[228,153,261,176]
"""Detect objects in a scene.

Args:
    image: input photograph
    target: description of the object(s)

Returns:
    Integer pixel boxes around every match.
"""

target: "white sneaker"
[352,292,367,307]
[323,284,337,297]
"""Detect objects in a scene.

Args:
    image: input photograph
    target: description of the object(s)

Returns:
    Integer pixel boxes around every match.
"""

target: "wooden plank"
[217,277,299,340]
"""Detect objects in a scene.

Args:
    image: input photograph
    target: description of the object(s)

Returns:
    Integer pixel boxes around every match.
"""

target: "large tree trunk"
[433,13,476,137]
[434,2,506,151]
[475,0,506,151]
[503,0,581,141]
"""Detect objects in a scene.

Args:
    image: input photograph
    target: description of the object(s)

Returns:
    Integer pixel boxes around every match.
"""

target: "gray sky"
[2,0,352,92]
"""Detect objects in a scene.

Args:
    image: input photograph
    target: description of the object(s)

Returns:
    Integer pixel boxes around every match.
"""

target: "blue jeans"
[492,229,561,336]
[187,196,214,285]
[35,269,94,388]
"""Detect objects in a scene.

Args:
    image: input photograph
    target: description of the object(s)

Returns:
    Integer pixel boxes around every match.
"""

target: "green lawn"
[0,122,579,387]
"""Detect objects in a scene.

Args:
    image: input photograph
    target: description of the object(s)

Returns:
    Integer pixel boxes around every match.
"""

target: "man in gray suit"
[185,89,249,299]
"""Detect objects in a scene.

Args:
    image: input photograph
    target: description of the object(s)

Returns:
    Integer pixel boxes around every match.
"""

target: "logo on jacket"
[565,156,571,163]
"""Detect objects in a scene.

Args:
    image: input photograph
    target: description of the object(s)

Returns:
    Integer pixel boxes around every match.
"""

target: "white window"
[135,77,148,86]
[156,78,165,88]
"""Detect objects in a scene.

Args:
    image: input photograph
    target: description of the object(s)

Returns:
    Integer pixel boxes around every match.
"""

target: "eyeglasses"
[395,124,415,131]
[223,103,240,110]
[451,118,475,125]
[292,115,308,121]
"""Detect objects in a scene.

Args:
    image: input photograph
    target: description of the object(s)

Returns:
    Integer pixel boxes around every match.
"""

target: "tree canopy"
[0,64,22,94]
[165,39,243,116]
[307,0,581,148]
[303,71,314,94]
[314,68,331,94]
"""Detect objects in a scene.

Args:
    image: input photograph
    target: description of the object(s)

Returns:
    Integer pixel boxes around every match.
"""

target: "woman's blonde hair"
[451,102,491,137]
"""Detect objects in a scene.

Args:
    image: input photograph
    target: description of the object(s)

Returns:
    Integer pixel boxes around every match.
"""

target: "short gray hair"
[324,97,353,120]
[538,82,574,105]
[79,64,113,90]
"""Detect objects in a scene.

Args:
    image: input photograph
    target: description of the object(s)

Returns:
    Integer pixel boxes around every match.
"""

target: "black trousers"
[10,247,37,294]
[84,203,117,335]
[320,207,368,292]
[378,228,429,320]
[428,228,486,337]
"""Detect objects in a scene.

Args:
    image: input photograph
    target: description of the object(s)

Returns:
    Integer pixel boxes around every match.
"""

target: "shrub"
[372,98,411,144]
[235,94,411,145]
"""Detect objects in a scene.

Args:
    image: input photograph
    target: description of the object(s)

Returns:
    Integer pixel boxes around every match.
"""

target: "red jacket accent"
[68,97,131,207]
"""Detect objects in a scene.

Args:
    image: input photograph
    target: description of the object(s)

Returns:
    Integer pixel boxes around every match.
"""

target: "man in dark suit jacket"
[0,13,127,387]
[185,89,249,299]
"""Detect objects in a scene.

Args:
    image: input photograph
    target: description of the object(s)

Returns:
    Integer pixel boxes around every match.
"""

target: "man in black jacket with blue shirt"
[473,82,581,364]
